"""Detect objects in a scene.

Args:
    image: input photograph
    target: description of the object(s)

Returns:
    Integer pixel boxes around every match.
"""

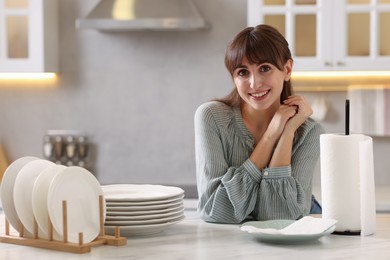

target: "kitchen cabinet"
[247,0,390,71]
[0,0,58,73]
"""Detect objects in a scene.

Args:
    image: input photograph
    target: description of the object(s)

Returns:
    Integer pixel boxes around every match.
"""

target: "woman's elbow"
[197,207,245,224]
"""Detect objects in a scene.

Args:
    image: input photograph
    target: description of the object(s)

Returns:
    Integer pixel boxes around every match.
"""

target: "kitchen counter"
[1,202,390,260]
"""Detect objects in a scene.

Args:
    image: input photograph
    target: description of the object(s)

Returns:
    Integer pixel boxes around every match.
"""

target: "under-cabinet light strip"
[292,71,390,78]
[0,73,57,80]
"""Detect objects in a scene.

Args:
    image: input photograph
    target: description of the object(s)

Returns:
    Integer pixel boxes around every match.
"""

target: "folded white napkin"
[241,216,337,235]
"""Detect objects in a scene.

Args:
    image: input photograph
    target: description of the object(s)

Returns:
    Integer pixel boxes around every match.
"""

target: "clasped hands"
[268,95,313,140]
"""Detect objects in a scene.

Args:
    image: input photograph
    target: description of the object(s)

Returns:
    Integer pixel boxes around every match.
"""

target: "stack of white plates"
[102,184,185,236]
[0,156,105,244]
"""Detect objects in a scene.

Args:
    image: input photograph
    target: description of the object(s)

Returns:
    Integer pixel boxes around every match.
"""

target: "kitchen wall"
[0,0,389,197]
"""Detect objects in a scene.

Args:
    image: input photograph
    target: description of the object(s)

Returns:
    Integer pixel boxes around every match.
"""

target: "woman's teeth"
[251,90,269,98]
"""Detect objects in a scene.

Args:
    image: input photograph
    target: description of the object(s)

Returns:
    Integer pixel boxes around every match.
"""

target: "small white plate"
[101,184,184,202]
[47,166,105,243]
[0,156,39,235]
[13,159,55,237]
[241,220,336,244]
[104,215,185,237]
[32,164,66,240]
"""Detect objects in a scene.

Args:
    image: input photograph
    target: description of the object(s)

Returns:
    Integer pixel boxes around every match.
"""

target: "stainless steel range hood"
[76,0,208,31]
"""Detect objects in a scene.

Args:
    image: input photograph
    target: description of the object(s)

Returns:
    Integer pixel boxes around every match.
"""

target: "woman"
[194,24,323,224]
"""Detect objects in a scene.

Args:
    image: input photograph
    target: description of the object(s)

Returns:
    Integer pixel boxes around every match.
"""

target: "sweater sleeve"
[254,120,324,220]
[194,104,263,223]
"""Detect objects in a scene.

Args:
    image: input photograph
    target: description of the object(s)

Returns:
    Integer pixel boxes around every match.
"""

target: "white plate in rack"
[101,184,184,202]
[32,164,67,240]
[13,159,55,238]
[47,166,105,244]
[0,156,39,235]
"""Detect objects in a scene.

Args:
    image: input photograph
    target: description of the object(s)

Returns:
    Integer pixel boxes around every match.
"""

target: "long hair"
[217,24,293,107]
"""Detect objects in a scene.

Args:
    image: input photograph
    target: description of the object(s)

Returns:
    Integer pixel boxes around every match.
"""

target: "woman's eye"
[237,69,249,76]
[259,65,271,72]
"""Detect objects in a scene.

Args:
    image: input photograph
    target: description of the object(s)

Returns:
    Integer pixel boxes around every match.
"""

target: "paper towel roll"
[320,134,376,236]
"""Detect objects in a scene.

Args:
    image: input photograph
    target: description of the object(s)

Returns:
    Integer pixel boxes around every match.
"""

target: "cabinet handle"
[324,61,332,66]
[337,61,346,66]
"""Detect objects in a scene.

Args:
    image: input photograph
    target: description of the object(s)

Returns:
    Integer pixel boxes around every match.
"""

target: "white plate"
[241,220,336,244]
[106,207,184,221]
[32,164,66,240]
[47,166,105,243]
[13,159,55,237]
[104,212,184,226]
[101,184,184,202]
[104,215,185,237]
[106,204,184,217]
[106,194,184,206]
[106,200,183,212]
[0,156,39,235]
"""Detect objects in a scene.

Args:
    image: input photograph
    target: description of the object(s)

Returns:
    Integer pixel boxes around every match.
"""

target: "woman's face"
[233,58,292,112]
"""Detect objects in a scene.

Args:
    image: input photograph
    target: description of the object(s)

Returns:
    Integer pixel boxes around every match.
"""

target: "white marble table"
[1,207,390,260]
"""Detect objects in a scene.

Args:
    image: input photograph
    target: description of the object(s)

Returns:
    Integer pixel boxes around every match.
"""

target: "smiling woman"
[194,24,324,224]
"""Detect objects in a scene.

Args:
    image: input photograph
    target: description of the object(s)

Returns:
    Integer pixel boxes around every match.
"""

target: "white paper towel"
[320,134,376,236]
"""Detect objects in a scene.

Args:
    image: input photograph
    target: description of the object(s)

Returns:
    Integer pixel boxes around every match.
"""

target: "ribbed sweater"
[194,101,324,224]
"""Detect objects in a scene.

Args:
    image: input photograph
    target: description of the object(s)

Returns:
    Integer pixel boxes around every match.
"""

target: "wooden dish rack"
[0,195,127,254]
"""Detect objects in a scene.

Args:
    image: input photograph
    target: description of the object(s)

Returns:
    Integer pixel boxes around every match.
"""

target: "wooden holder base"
[0,195,127,254]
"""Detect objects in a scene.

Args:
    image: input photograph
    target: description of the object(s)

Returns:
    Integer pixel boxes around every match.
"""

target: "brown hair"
[217,24,293,107]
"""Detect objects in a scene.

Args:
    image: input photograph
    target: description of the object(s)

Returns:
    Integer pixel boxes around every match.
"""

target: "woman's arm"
[194,103,261,223]
[254,95,319,219]
[250,104,298,170]
[254,122,323,220]
[269,95,313,168]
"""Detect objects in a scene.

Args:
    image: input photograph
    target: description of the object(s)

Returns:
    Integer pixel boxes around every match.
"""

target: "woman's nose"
[250,73,262,89]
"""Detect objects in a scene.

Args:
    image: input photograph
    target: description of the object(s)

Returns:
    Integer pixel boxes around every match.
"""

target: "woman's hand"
[266,104,298,141]
[267,95,312,168]
[282,95,313,133]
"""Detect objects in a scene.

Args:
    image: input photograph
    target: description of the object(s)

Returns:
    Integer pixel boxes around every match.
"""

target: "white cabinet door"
[0,0,58,73]
[334,1,390,71]
[247,0,390,71]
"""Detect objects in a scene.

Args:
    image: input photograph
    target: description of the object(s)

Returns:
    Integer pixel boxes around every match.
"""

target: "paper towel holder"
[345,99,350,135]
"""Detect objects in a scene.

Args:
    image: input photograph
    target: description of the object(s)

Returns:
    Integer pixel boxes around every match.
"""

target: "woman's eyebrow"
[256,60,271,65]
[234,64,247,70]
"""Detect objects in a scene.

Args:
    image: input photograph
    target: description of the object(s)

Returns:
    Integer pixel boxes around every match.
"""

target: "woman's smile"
[250,89,270,100]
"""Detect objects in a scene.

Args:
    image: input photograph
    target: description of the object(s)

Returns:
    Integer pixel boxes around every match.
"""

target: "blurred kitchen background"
[0,0,389,206]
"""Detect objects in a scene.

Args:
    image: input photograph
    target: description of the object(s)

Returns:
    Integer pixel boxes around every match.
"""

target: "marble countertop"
[1,203,390,260]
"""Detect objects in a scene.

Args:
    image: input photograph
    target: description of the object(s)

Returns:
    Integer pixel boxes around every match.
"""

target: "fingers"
[278,104,298,118]
[267,104,298,140]
[282,95,313,117]
[283,95,306,106]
